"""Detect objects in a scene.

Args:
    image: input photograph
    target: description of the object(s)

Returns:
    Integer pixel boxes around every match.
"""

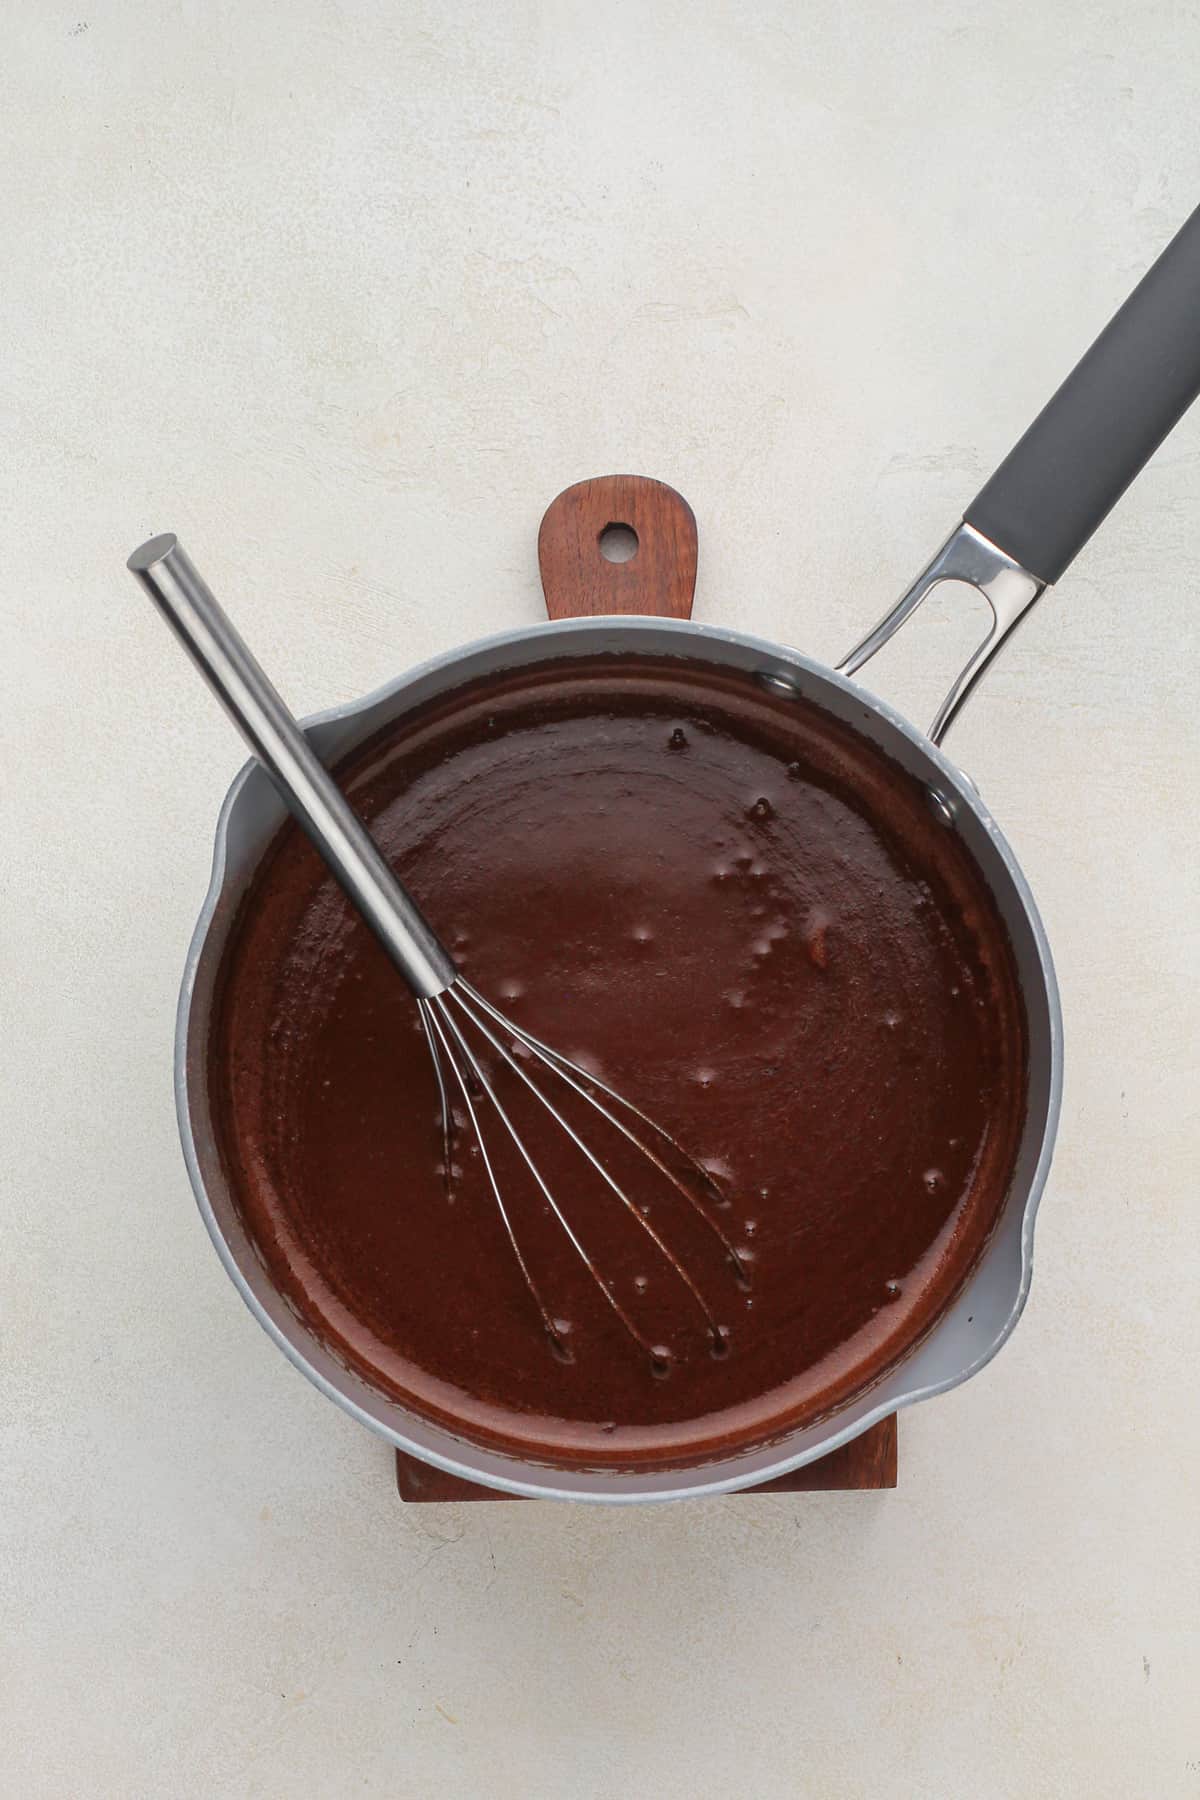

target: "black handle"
[965,203,1200,584]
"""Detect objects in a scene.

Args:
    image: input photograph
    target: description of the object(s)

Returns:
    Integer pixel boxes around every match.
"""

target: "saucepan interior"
[178,616,1060,1502]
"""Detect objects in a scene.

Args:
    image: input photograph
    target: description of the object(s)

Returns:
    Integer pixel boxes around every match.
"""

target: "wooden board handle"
[538,475,698,620]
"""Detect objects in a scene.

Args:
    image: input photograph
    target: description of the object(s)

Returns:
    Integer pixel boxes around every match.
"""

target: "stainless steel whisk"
[129,535,744,1370]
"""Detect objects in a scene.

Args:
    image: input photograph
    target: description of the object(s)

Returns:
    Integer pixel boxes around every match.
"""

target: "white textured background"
[2,3,1198,1795]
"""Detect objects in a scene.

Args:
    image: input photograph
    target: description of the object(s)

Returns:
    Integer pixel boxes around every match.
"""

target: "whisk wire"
[441,981,737,1358]
[453,981,747,1289]
[428,990,660,1361]
[417,1000,454,1198]
[420,997,562,1353]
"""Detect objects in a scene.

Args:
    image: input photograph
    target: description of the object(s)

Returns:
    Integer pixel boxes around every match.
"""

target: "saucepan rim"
[176,613,1061,1502]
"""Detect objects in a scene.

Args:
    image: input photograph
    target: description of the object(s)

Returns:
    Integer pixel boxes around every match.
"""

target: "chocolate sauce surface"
[211,657,1026,1467]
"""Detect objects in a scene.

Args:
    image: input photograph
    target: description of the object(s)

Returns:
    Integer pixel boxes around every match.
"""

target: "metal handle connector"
[837,522,1046,745]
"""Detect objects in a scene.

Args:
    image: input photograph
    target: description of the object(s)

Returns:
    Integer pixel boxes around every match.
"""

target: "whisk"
[129,535,744,1371]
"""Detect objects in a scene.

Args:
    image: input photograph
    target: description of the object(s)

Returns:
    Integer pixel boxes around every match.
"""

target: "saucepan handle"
[841,202,1200,744]
[966,202,1200,584]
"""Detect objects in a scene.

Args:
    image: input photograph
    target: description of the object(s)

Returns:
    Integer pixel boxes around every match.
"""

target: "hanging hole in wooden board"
[598,523,639,563]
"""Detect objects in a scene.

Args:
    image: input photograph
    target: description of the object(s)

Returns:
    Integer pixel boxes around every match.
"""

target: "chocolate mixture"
[211,656,1026,1467]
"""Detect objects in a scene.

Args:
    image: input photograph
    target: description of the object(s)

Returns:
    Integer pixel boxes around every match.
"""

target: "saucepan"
[168,204,1200,1501]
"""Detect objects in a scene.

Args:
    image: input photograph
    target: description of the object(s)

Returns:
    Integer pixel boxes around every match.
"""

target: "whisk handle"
[127,534,456,1000]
